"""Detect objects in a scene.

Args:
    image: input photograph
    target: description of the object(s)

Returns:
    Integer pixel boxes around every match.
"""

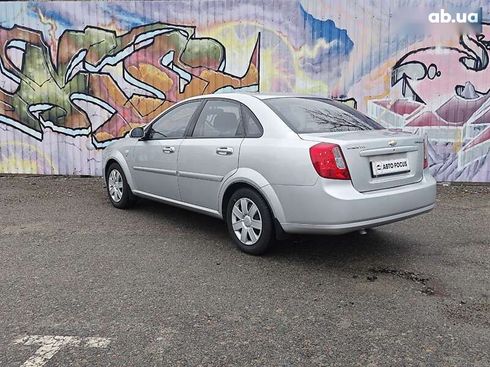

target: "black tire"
[105,162,135,209]
[226,188,274,255]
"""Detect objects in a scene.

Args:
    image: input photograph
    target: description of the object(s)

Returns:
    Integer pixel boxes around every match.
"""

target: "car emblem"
[388,140,397,147]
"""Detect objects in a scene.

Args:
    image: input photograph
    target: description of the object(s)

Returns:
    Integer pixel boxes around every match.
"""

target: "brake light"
[423,138,429,169]
[309,143,351,180]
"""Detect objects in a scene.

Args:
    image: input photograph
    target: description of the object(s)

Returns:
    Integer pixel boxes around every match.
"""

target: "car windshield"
[264,97,384,133]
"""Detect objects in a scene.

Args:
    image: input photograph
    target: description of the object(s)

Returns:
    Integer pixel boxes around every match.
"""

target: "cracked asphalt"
[0,176,489,366]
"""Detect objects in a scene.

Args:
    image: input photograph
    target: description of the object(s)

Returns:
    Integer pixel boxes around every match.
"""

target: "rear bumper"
[281,203,434,234]
[272,171,436,235]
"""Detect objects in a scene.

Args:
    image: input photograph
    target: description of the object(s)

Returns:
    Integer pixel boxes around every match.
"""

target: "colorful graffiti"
[367,22,490,182]
[0,23,259,148]
[0,1,488,181]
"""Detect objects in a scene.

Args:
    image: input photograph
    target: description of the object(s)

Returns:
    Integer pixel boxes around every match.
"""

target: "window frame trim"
[185,98,246,140]
[240,104,264,138]
[144,99,205,141]
[142,97,265,141]
[263,96,383,134]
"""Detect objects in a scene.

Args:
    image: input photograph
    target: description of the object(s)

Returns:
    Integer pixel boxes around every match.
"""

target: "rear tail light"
[423,138,429,169]
[309,143,351,180]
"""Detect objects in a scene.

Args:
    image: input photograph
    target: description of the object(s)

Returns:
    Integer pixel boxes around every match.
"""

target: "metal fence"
[0,1,488,182]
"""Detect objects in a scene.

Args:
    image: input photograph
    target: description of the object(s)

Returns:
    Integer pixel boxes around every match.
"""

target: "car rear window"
[264,97,384,133]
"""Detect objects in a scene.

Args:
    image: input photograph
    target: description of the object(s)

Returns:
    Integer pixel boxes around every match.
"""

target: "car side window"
[241,106,263,137]
[192,100,243,138]
[149,101,201,139]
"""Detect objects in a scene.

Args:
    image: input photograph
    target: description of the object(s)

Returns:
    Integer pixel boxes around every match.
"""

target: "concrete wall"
[0,0,488,182]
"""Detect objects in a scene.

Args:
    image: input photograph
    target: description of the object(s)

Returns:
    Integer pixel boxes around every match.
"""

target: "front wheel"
[226,188,274,255]
[106,162,135,209]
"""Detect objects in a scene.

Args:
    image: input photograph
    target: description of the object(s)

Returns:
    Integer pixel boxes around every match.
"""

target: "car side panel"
[178,138,244,211]
[217,168,287,223]
[131,139,183,200]
[238,137,318,186]
[102,141,136,189]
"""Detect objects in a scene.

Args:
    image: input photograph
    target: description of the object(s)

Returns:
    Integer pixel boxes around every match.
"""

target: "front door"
[132,100,202,200]
[178,99,244,210]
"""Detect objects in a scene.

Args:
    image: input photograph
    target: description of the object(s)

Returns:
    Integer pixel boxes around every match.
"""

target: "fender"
[102,150,135,189]
[218,167,286,223]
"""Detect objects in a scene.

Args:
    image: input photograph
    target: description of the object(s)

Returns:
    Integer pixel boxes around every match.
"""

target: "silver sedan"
[103,94,436,254]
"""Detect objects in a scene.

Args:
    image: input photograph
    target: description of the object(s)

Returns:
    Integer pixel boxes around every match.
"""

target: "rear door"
[132,100,202,200]
[178,99,244,210]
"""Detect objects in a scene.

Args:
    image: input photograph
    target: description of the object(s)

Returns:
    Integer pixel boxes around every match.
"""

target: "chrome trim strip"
[359,146,418,157]
[178,170,223,182]
[132,190,222,218]
[133,166,177,176]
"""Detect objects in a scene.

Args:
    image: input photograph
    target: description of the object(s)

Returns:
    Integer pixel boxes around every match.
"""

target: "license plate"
[371,158,410,177]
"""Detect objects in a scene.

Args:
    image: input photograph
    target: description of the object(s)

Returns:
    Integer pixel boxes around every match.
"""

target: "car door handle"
[216,147,233,156]
[162,146,176,154]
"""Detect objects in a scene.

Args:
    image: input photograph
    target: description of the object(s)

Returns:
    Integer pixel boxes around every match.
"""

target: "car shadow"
[268,230,410,265]
[130,198,410,268]
[131,198,227,234]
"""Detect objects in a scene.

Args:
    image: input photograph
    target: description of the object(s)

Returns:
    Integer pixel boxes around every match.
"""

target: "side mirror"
[129,127,145,138]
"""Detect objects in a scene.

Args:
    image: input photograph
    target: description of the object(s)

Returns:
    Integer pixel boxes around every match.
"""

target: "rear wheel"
[106,162,135,209]
[226,188,274,255]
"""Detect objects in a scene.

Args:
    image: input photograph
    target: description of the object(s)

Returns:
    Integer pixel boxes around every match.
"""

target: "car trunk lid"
[300,130,425,192]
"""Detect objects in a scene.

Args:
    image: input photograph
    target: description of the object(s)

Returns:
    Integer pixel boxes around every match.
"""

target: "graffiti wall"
[0,1,488,182]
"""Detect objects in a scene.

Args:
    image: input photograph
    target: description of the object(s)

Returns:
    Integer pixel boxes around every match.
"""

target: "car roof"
[184,92,331,102]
